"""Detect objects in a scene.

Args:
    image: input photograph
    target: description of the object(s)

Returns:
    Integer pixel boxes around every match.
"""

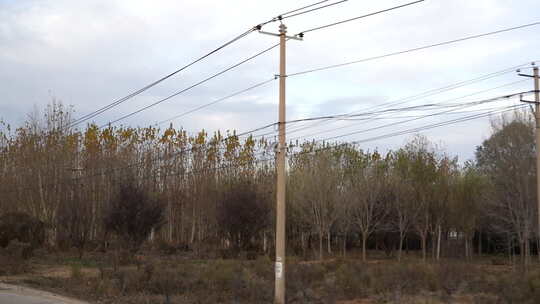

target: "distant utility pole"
[259,20,302,304]
[518,63,540,262]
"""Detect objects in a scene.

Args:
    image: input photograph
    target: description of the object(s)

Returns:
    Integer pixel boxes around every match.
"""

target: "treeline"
[0,102,537,264]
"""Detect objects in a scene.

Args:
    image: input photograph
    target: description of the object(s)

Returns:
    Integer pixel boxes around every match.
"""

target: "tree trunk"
[436,225,441,260]
[190,207,196,244]
[342,232,347,258]
[301,232,307,258]
[263,231,267,253]
[520,240,525,266]
[319,231,324,260]
[421,233,427,262]
[362,232,368,262]
[397,231,404,262]
[431,232,436,260]
[510,236,514,265]
[537,237,540,263]
[478,231,482,257]
[465,236,469,260]
[166,193,172,243]
[405,236,409,254]
[327,231,332,254]
[525,237,531,267]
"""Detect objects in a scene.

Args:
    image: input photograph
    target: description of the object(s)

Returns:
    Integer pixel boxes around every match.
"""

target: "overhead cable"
[290,22,540,77]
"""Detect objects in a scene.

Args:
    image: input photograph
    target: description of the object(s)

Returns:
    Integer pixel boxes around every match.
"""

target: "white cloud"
[0,0,539,160]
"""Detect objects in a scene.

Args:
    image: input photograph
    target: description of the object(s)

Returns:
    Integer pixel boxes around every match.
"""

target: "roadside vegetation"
[1,102,540,303]
[3,249,540,303]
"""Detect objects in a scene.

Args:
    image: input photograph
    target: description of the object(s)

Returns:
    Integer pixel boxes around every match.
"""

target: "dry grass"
[3,249,540,304]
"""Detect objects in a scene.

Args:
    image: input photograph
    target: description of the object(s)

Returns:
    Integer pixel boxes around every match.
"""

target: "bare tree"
[476,112,536,266]
[449,161,485,259]
[348,151,390,262]
[290,145,342,260]
[405,136,439,261]
[388,149,417,262]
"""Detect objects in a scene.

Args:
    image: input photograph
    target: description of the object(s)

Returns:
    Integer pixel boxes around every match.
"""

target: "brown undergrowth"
[2,249,540,304]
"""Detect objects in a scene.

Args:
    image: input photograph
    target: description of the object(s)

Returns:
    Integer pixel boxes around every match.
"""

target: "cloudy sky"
[1,0,539,161]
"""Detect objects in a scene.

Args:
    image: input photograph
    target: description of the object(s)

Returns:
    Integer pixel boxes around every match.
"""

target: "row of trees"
[0,102,537,264]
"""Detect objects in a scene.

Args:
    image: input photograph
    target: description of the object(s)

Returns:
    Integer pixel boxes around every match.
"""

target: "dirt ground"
[0,282,88,304]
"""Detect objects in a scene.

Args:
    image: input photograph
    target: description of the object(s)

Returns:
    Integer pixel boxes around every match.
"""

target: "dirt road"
[0,283,87,304]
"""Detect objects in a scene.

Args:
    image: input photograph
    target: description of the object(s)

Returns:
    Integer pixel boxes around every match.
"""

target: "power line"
[113,0,358,128]
[289,22,540,77]
[284,20,538,138]
[313,91,530,142]
[156,77,277,126]
[282,0,349,20]
[279,0,332,17]
[100,43,280,128]
[286,104,527,159]
[282,68,521,136]
[273,89,529,130]
[287,77,530,140]
[248,70,530,140]
[349,104,527,146]
[335,107,526,121]
[299,0,425,34]
[69,0,342,128]
[93,0,428,128]
[282,90,526,127]
[69,28,256,128]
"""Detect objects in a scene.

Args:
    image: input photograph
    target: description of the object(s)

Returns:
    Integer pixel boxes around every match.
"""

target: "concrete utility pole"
[275,23,287,304]
[518,63,540,261]
[259,21,302,304]
[535,66,540,261]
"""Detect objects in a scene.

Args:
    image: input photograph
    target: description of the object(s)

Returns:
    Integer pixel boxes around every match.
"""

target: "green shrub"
[70,263,83,281]
[250,255,273,279]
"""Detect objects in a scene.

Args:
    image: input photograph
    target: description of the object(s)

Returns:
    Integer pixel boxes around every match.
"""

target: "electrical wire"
[282,0,349,20]
[287,78,530,140]
[317,91,529,142]
[282,68,521,137]
[349,104,527,146]
[69,28,256,128]
[335,107,526,121]
[68,0,345,128]
[282,94,522,127]
[279,0,332,17]
[290,22,540,77]
[299,0,425,34]
[286,104,528,159]
[247,71,530,140]
[156,77,277,126]
[100,42,280,128]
